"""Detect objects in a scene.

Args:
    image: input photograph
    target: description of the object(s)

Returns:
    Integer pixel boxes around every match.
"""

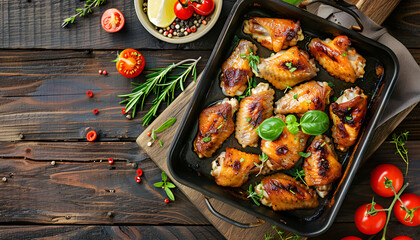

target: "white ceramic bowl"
[134,0,223,44]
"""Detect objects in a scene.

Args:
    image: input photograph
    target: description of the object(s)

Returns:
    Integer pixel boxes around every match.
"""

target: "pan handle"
[298,0,364,32]
[204,196,265,228]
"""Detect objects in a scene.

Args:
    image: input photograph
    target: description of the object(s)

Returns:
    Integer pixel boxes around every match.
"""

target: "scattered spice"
[2,177,7,182]
[126,114,132,120]
[98,70,102,74]
[86,90,94,98]
[86,130,97,142]
[102,70,107,75]
[51,161,56,166]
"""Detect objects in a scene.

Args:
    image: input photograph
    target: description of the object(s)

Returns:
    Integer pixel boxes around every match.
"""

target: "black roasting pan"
[167,0,399,237]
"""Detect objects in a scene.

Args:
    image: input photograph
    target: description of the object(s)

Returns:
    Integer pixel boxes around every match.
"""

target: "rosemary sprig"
[390,131,409,175]
[254,152,269,176]
[62,0,106,27]
[267,225,302,240]
[238,76,256,101]
[240,47,260,72]
[153,172,176,201]
[118,57,200,126]
[247,184,263,206]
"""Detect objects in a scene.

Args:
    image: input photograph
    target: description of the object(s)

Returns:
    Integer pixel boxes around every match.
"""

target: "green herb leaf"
[240,158,245,163]
[293,94,298,100]
[256,118,286,141]
[321,142,326,147]
[300,110,329,135]
[342,52,347,57]
[153,182,164,188]
[154,117,177,132]
[246,117,252,122]
[61,0,105,27]
[346,116,353,120]
[217,122,224,129]
[203,137,211,142]
[287,122,300,135]
[165,186,175,201]
[284,85,292,93]
[151,130,157,140]
[238,76,256,101]
[259,152,269,163]
[159,140,163,147]
[161,171,168,182]
[240,54,246,59]
[306,99,312,104]
[285,115,297,125]
[328,81,334,87]
[247,184,263,206]
[166,182,176,188]
[390,131,409,175]
[289,67,297,73]
[289,189,295,194]
[299,152,311,158]
[285,62,293,68]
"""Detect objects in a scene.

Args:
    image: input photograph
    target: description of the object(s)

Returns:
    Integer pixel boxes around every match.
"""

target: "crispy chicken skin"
[308,35,366,83]
[261,115,310,171]
[194,98,239,158]
[255,173,319,211]
[235,83,275,148]
[303,135,342,198]
[255,47,318,90]
[330,87,368,152]
[220,39,258,96]
[275,81,333,116]
[243,17,304,52]
[211,148,261,187]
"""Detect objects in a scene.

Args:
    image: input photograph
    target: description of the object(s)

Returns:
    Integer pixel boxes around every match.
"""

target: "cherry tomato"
[115,49,145,78]
[341,237,362,240]
[354,203,386,235]
[393,237,413,240]
[101,8,125,33]
[108,158,114,164]
[370,164,403,197]
[193,0,214,16]
[174,0,194,20]
[164,198,170,203]
[393,193,420,227]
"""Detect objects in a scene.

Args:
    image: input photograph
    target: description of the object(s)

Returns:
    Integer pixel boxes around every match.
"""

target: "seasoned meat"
[235,83,275,148]
[255,47,318,90]
[255,173,319,211]
[308,35,366,83]
[330,87,368,151]
[211,148,261,187]
[275,81,333,117]
[303,135,342,198]
[243,17,303,52]
[220,39,257,96]
[194,98,239,158]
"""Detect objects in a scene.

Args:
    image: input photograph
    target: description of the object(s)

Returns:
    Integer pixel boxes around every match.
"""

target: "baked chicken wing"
[255,47,318,90]
[275,81,333,116]
[261,115,310,171]
[220,39,258,96]
[243,17,304,52]
[303,135,342,198]
[330,87,368,152]
[255,173,319,211]
[235,83,275,148]
[308,35,366,83]
[211,148,262,187]
[194,98,239,158]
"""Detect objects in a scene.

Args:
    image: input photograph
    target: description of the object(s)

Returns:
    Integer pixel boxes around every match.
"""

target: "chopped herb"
[348,107,352,111]
[284,85,292,93]
[285,62,293,68]
[342,52,347,57]
[217,122,224,129]
[159,140,163,147]
[321,142,326,147]
[238,76,256,101]
[240,54,246,59]
[333,96,338,102]
[289,67,297,73]
[246,118,252,122]
[292,75,296,78]
[346,116,353,120]
[232,35,240,49]
[240,158,245,163]
[240,47,260,72]
[151,130,157,140]
[203,137,211,142]
[255,152,269,176]
[289,189,295,195]
[300,138,304,142]
[293,94,298,100]
[390,131,409,175]
[269,225,302,240]
[247,184,263,206]
[306,99,312,104]
[284,165,308,187]
[328,81,334,87]
[299,152,311,158]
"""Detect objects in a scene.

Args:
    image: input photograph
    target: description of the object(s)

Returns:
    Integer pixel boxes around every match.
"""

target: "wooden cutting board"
[137,2,408,239]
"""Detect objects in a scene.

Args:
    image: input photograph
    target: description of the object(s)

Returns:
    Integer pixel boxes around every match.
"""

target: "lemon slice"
[147,0,177,28]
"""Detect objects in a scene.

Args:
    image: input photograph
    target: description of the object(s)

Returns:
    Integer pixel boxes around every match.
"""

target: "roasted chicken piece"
[330,87,368,152]
[220,39,258,96]
[275,81,333,116]
[308,35,366,83]
[235,83,275,148]
[255,47,318,90]
[303,135,342,198]
[255,173,319,211]
[243,17,304,52]
[261,115,310,171]
[194,98,239,158]
[211,148,262,187]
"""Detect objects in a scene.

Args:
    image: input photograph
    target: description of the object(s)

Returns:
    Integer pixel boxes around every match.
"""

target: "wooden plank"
[0,225,225,240]
[0,158,211,225]
[355,0,402,25]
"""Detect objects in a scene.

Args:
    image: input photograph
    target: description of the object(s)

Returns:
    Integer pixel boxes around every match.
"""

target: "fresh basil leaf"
[154,117,177,132]
[300,110,329,135]
[203,137,211,142]
[256,118,286,141]
[161,171,167,182]
[165,187,175,201]
[166,182,176,188]
[285,115,297,125]
[287,122,300,135]
[299,152,311,158]
[293,94,298,100]
[153,182,164,188]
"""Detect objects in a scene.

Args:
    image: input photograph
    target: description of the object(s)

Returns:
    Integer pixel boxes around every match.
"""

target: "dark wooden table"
[0,0,419,239]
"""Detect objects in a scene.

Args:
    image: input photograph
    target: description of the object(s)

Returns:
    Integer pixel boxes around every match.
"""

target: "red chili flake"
[136,169,143,176]
[98,70,102,74]
[164,199,170,203]
[93,109,99,114]
[122,108,127,114]
[108,158,114,164]
[191,26,197,32]
[172,22,176,26]
[135,176,141,183]
[87,90,94,98]
[102,70,107,75]
[147,132,151,137]
[86,130,97,142]
[186,28,191,33]
[169,29,173,34]
[202,20,207,25]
